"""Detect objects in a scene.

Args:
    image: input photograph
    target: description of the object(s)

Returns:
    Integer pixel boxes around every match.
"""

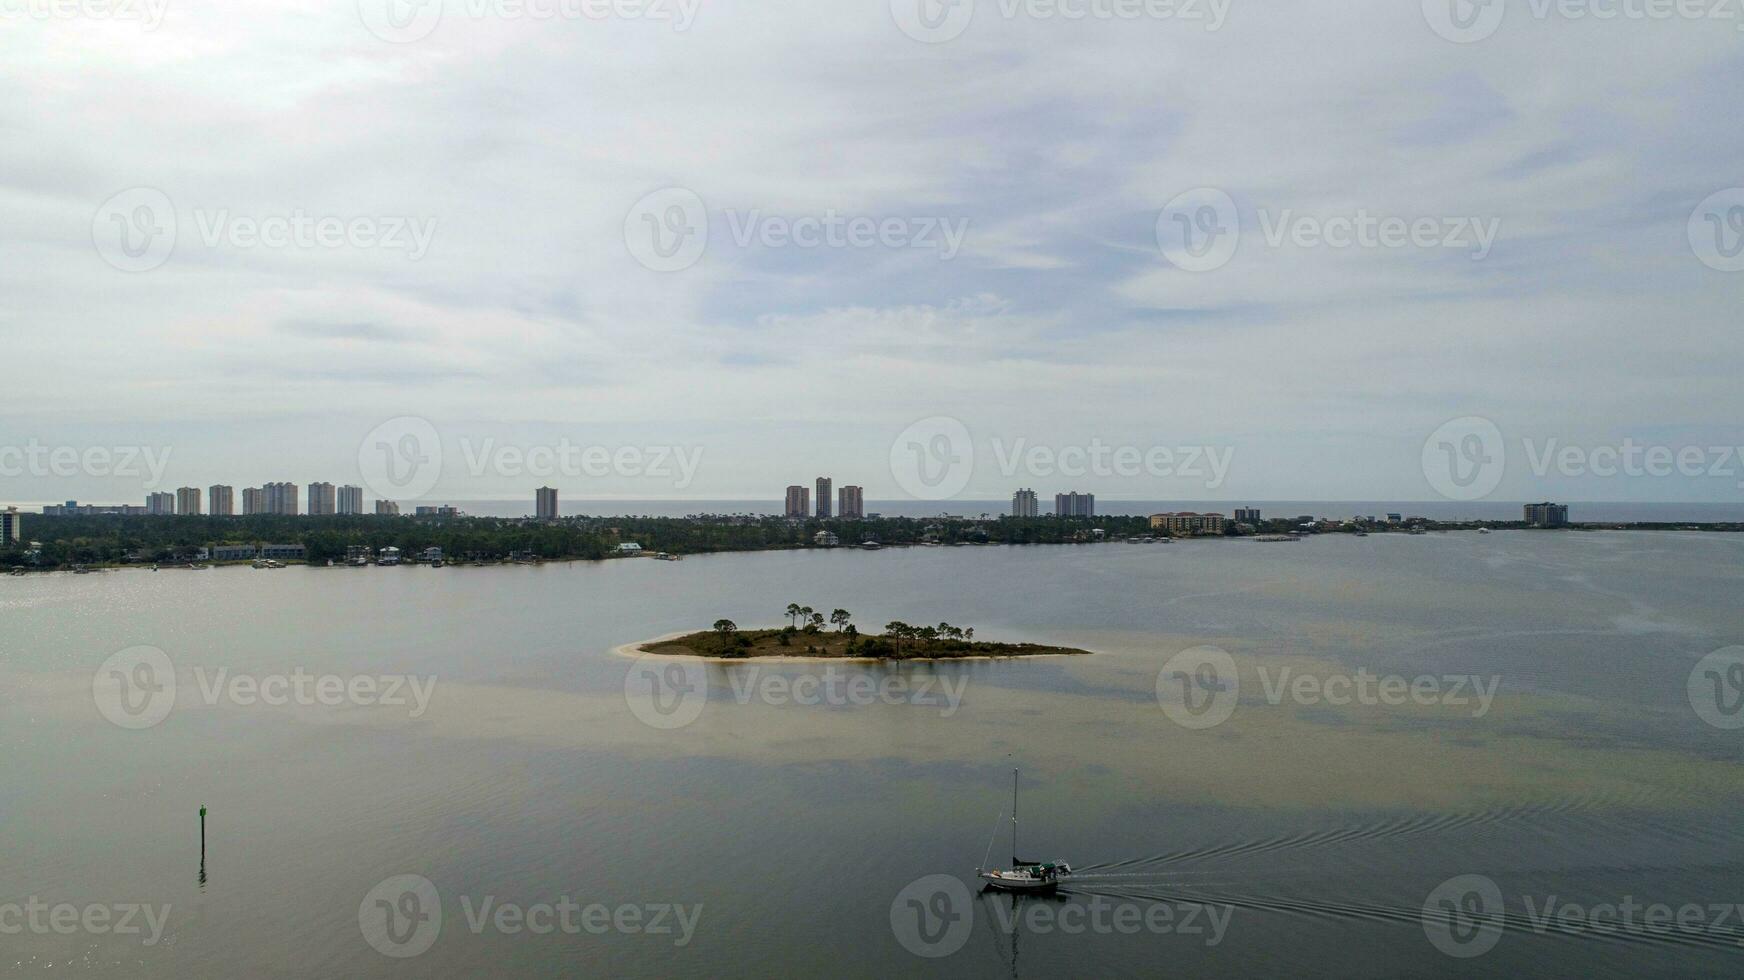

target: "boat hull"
[978,871,1060,893]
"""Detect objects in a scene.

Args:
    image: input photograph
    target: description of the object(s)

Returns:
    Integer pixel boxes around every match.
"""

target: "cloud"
[2,0,1741,502]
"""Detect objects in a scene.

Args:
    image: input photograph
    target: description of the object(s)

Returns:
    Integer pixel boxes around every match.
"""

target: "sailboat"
[976,768,1073,893]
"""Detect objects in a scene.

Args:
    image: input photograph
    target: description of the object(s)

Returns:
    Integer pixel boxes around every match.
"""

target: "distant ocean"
[11,498,1744,522]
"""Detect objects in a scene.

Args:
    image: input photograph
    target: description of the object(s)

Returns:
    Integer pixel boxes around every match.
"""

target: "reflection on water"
[1,531,1740,977]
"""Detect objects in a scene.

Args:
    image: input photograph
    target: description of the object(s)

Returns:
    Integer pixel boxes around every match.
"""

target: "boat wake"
[1068,790,1739,876]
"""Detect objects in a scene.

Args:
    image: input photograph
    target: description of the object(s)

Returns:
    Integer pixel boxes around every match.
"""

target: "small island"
[638,605,1093,660]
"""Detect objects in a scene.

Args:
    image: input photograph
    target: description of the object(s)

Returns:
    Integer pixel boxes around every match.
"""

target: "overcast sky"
[3,0,1742,506]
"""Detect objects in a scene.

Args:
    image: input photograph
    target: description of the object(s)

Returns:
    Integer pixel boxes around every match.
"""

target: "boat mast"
[1011,767,1018,865]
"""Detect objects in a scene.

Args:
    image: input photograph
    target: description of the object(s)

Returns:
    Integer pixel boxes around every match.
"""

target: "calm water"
[3,531,1742,976]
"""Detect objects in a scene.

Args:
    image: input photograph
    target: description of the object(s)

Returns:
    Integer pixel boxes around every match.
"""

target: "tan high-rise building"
[374,500,400,516]
[176,487,201,515]
[337,485,364,515]
[838,485,864,519]
[815,477,833,518]
[263,482,299,515]
[784,485,810,519]
[242,487,265,515]
[307,482,337,516]
[209,485,234,516]
[535,486,559,521]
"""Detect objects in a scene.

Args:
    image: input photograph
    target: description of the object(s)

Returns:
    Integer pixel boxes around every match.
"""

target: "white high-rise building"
[837,485,864,519]
[337,485,364,515]
[536,486,558,520]
[307,482,337,516]
[176,487,202,515]
[1012,488,1039,517]
[263,482,299,515]
[815,477,833,518]
[1,507,21,544]
[1054,492,1094,518]
[147,492,175,515]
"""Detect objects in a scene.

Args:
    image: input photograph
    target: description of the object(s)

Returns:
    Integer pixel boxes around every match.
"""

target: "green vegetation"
[640,624,1090,661]
[643,602,1078,659]
[1,512,1163,569]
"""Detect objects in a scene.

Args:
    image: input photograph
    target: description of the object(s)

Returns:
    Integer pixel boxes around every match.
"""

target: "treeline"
[2,512,1163,568]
